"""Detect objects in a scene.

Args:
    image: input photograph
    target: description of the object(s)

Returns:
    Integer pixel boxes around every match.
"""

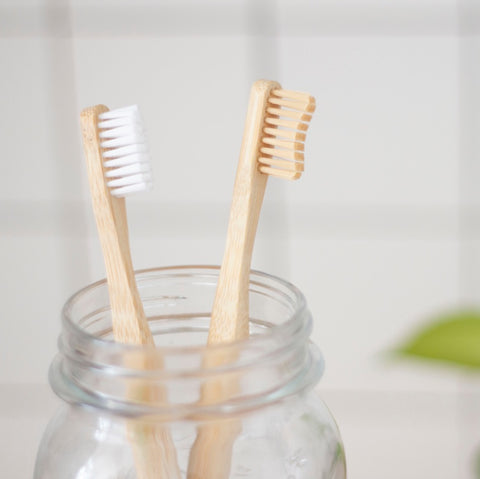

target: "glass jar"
[34,265,346,479]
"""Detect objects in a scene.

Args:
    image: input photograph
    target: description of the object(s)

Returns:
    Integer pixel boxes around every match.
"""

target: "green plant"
[396,309,480,369]
[396,309,480,478]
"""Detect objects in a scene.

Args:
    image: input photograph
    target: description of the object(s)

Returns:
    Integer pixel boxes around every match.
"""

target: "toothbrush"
[187,80,316,479]
[80,105,181,479]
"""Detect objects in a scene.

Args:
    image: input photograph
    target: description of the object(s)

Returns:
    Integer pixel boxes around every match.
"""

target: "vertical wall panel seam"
[45,0,91,292]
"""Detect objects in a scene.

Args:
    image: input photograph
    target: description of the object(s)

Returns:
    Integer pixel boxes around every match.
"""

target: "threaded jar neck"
[50,266,324,419]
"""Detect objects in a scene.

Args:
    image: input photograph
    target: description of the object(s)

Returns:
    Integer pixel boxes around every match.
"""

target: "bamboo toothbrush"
[187,80,316,479]
[80,104,181,479]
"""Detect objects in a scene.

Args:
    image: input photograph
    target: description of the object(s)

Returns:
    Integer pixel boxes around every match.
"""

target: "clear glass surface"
[34,266,346,479]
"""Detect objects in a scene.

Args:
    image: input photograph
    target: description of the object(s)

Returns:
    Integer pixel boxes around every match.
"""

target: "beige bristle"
[259,88,315,180]
[268,97,315,114]
[260,147,304,162]
[267,107,312,122]
[265,117,309,131]
[259,165,302,180]
[262,137,305,151]
[272,88,316,106]
[263,127,306,142]
[258,156,304,172]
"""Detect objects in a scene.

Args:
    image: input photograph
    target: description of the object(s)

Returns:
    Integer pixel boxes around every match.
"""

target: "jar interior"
[65,265,306,348]
[53,266,322,418]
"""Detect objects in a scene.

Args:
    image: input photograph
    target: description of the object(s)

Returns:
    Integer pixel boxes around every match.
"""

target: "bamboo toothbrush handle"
[187,81,281,479]
[189,81,316,479]
[81,105,181,479]
[81,105,152,345]
[208,80,280,345]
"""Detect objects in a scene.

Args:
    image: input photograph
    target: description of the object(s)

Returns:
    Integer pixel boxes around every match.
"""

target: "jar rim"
[61,264,309,356]
[53,265,324,417]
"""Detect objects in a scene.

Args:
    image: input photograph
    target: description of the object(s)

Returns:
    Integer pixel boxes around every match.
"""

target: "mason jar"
[34,265,346,478]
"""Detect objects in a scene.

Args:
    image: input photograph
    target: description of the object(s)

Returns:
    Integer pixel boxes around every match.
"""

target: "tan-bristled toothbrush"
[80,105,181,479]
[187,80,316,479]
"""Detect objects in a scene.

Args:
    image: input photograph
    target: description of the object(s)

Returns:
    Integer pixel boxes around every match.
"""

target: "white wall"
[1,0,480,477]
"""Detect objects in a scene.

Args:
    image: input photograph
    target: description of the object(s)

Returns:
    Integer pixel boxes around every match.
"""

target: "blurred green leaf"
[475,447,480,479]
[396,310,480,369]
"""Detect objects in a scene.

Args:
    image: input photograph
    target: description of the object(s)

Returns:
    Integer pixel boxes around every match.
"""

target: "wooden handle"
[187,420,241,479]
[80,105,181,479]
[81,105,152,345]
[187,80,281,479]
[208,80,281,344]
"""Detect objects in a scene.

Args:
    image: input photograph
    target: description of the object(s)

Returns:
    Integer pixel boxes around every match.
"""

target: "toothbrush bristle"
[259,89,315,180]
[98,105,152,197]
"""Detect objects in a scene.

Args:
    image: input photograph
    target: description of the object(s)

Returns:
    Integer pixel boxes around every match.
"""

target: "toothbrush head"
[98,105,153,197]
[259,88,316,180]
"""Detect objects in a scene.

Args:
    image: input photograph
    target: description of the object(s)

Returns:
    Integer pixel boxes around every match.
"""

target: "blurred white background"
[2,0,480,477]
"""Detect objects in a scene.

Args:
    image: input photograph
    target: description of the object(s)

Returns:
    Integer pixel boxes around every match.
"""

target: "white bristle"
[98,105,152,197]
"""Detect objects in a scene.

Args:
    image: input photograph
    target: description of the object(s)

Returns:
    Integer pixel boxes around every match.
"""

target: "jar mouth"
[53,265,323,418]
[61,265,308,357]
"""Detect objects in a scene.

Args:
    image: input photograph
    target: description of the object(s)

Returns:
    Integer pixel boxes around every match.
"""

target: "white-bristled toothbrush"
[80,104,181,479]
